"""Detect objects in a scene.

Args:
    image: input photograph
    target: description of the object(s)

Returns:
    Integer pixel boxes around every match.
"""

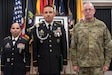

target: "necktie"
[12,39,16,46]
[48,24,51,30]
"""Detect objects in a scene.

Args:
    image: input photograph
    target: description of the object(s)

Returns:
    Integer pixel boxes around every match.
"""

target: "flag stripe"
[36,0,40,15]
[40,0,44,14]
[77,0,83,22]
[49,0,53,6]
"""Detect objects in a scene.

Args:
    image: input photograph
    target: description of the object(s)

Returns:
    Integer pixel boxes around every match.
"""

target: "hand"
[73,65,79,73]
[1,71,4,75]
[34,67,38,73]
[25,71,30,75]
[103,65,109,72]
[63,66,66,74]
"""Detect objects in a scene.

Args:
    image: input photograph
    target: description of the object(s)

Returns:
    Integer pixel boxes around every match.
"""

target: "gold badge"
[5,43,11,48]
[57,39,60,43]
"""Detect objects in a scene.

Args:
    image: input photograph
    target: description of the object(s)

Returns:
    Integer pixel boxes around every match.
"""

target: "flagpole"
[67,0,73,75]
[25,0,34,75]
[25,0,28,28]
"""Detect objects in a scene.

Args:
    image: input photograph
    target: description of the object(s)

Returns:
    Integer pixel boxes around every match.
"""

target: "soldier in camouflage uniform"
[70,2,112,75]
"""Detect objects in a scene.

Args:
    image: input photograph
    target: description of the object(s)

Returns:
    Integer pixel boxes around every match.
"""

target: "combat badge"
[5,43,11,48]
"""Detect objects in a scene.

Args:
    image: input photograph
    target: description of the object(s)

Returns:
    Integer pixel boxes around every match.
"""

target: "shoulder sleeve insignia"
[55,22,63,25]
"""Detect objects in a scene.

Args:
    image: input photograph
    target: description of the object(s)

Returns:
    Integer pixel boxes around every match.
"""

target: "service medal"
[57,27,62,37]
[17,43,25,49]
[53,27,62,37]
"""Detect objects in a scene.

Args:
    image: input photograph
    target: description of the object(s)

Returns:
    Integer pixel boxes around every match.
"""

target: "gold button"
[49,45,52,47]
[12,53,14,55]
[40,40,43,43]
[50,49,52,52]
[11,58,14,60]
[12,48,14,50]
[49,35,51,37]
[11,63,13,65]
[49,40,52,42]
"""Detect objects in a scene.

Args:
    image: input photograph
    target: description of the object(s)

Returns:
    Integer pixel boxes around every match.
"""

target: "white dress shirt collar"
[44,21,53,28]
[12,36,19,41]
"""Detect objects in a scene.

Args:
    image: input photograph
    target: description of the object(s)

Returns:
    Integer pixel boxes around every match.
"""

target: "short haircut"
[44,5,54,9]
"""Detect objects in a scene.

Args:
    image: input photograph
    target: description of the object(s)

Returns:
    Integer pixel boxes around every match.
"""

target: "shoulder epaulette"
[4,36,11,40]
[35,22,43,28]
[21,36,29,41]
[35,23,40,28]
[27,25,35,33]
[55,22,63,25]
[27,22,43,33]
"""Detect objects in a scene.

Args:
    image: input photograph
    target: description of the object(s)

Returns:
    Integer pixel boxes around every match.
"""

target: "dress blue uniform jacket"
[32,22,68,74]
[1,36,30,75]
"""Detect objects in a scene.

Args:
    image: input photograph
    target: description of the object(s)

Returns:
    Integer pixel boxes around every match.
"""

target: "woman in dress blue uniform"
[32,5,68,75]
[1,23,30,75]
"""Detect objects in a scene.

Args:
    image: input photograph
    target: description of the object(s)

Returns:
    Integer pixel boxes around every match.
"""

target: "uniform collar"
[12,36,19,41]
[84,17,95,23]
[44,21,54,28]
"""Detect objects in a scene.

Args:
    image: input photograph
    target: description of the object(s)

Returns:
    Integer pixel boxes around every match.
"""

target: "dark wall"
[0,0,14,46]
[95,8,112,34]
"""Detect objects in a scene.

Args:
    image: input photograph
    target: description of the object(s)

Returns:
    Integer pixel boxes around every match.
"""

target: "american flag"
[13,0,25,36]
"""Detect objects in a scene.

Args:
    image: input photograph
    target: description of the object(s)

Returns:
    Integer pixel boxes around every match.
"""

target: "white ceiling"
[83,0,112,6]
[83,0,112,2]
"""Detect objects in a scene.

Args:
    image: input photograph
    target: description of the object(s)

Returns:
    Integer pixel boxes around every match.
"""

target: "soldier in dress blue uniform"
[32,5,68,75]
[1,23,30,75]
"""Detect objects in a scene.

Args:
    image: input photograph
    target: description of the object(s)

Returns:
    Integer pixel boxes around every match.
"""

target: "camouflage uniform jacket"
[70,18,112,67]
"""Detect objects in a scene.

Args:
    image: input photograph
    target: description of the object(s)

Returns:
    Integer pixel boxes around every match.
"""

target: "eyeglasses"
[83,8,94,12]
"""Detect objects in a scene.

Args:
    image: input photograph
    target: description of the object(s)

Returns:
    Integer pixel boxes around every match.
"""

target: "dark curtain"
[0,0,14,47]
[95,8,111,33]
[95,8,112,70]
[0,0,36,47]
